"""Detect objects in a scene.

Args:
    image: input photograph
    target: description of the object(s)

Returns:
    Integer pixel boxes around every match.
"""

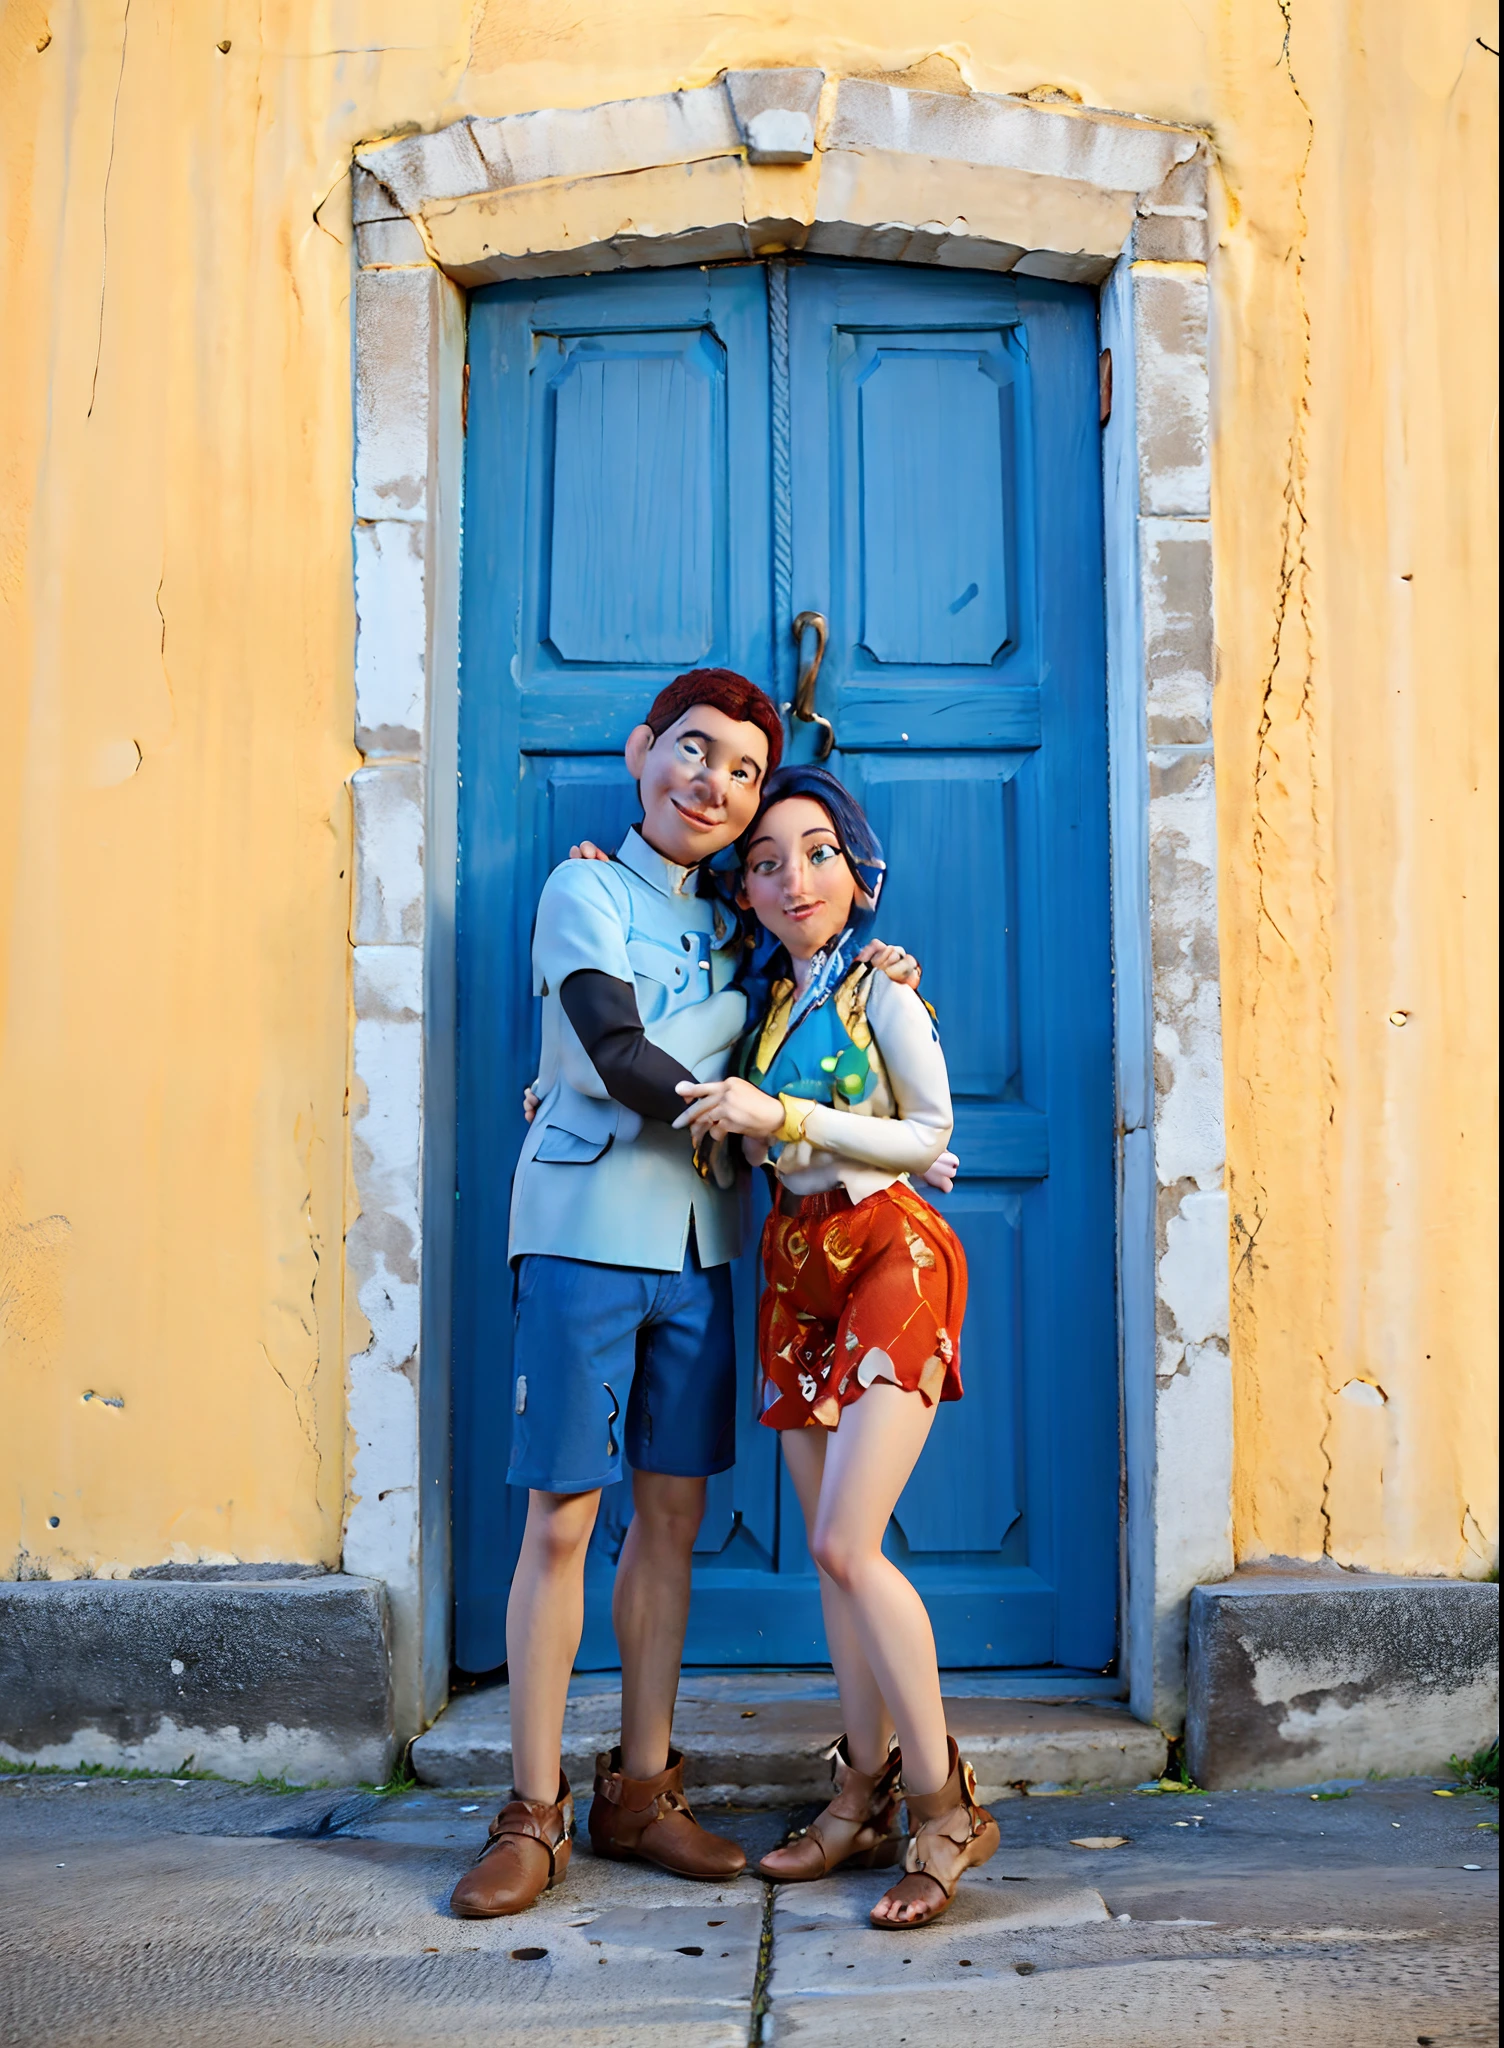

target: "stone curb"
[412,1689,1167,1805]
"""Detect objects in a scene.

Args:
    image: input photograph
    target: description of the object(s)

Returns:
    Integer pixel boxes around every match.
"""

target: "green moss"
[0,1756,218,1783]
[1448,1740,1499,1797]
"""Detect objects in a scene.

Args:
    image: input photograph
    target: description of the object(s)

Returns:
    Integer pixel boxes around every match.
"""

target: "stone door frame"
[343,72,1230,1739]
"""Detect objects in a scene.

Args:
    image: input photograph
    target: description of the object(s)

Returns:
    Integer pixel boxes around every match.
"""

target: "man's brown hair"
[643,668,784,774]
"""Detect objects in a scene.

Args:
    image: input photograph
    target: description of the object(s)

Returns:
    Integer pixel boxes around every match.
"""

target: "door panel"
[544,332,722,665]
[891,1189,1023,1556]
[855,340,1014,666]
[855,757,1024,1102]
[455,258,1117,1677]
[788,262,1117,1671]
[455,267,773,1673]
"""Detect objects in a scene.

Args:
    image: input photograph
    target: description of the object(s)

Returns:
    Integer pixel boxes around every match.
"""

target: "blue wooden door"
[455,260,1116,1675]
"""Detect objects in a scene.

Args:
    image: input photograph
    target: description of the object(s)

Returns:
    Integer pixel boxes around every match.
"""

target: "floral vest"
[741,962,898,1130]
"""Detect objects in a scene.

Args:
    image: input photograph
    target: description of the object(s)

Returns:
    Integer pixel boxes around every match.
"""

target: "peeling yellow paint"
[0,1,1496,1583]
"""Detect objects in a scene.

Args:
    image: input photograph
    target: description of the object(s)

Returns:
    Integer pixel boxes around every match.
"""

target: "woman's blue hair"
[719,764,888,1031]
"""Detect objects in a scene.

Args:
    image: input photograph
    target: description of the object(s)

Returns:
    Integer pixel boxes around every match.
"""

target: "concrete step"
[412,1673,1166,1805]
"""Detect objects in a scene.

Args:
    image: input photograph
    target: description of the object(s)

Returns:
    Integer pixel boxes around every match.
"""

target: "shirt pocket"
[626,930,705,1021]
[534,1093,619,1164]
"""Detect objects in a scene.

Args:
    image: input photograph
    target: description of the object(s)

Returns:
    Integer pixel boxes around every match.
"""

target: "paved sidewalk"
[0,1772,1495,2045]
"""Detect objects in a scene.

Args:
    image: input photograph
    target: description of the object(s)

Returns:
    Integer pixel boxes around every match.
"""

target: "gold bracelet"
[775,1095,814,1146]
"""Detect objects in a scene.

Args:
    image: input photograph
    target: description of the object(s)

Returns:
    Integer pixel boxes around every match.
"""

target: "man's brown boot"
[588,1747,746,1879]
[449,1774,573,1918]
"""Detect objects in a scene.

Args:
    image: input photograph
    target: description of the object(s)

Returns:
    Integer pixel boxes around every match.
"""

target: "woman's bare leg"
[808,1383,950,1797]
[780,1429,894,1776]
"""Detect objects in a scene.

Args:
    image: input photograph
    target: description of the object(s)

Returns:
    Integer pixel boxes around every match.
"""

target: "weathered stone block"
[469,88,738,193]
[725,69,824,163]
[0,1577,394,1784]
[351,164,404,225]
[351,762,424,946]
[346,937,425,1648]
[353,520,426,756]
[826,78,1196,196]
[1140,147,1210,217]
[349,946,423,1374]
[1187,1570,1500,1788]
[1133,211,1210,263]
[355,216,429,269]
[1157,1188,1231,1367]
[1141,517,1213,744]
[1151,1339,1234,1729]
[354,268,441,523]
[427,160,768,288]
[349,946,423,1366]
[812,147,1128,282]
[1148,745,1223,1192]
[357,121,491,215]
[1133,267,1210,518]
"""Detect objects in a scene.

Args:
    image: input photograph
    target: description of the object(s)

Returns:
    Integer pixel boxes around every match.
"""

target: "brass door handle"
[792,611,835,759]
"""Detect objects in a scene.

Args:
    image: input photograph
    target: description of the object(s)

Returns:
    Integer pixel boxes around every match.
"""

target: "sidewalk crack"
[748,1877,776,2045]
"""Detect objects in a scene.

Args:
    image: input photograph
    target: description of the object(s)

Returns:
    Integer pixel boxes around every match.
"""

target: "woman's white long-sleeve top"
[744,973,954,1204]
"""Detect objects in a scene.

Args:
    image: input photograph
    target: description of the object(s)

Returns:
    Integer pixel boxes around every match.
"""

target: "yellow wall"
[1,2,1496,1580]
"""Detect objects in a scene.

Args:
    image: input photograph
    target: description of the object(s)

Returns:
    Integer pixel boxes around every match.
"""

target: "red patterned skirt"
[757,1182,967,1431]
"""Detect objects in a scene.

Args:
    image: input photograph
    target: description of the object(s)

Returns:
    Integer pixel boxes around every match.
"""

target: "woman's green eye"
[809,843,839,867]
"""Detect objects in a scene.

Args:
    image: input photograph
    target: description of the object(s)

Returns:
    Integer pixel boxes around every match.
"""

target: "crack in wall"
[1316,1357,1336,1557]
[87,0,133,420]
[301,1189,326,1508]
[1461,1506,1494,1576]
[1241,0,1339,1556]
[312,168,350,247]
[259,1334,322,1503]
[294,1098,330,1522]
[151,568,178,744]
[1231,1205,1264,1284]
[1280,3,1340,1131]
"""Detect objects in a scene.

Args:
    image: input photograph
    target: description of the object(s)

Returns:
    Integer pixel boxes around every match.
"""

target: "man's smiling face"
[626,703,770,867]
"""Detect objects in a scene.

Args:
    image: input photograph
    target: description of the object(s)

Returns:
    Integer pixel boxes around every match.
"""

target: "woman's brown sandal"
[871,1740,999,1929]
[757,1737,905,1881]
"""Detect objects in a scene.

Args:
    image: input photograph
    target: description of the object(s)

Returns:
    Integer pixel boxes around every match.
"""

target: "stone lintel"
[825,78,1196,194]
[356,79,1205,289]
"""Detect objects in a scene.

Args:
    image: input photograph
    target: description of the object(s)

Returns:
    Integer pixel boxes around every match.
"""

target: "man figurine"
[449,669,780,1917]
[449,669,936,1918]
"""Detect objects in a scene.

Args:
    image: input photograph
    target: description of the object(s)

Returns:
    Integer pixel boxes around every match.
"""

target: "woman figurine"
[674,764,999,1930]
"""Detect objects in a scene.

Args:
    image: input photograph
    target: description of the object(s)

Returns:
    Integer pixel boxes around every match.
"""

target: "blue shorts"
[507,1247,737,1494]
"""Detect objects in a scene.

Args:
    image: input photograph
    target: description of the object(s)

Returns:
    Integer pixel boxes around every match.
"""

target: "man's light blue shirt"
[507,828,748,1272]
